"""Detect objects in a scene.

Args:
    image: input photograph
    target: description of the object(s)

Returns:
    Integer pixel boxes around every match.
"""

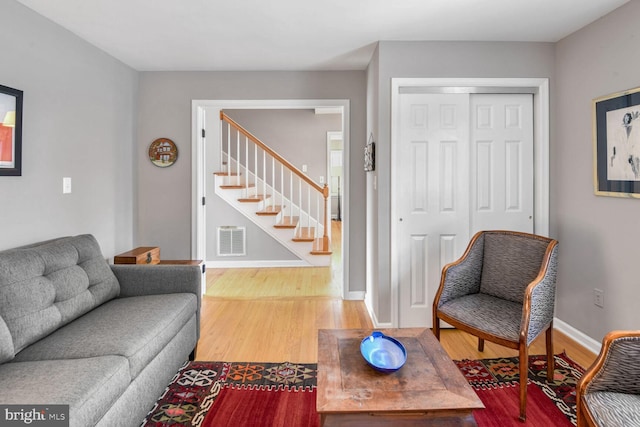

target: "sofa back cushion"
[0,234,119,358]
[479,232,550,303]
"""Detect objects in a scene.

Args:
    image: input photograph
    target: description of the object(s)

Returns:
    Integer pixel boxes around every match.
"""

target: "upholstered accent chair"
[432,230,559,422]
[577,330,640,427]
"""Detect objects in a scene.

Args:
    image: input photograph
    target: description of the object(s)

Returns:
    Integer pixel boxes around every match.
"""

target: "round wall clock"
[148,138,178,167]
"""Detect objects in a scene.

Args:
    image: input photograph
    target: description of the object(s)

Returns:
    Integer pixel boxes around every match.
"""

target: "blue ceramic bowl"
[360,331,407,373]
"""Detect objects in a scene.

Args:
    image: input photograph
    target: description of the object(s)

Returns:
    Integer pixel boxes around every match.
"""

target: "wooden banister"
[221,111,324,193]
[221,110,331,253]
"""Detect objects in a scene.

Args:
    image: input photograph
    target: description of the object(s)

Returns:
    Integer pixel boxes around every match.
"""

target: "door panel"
[471,94,534,234]
[397,94,470,328]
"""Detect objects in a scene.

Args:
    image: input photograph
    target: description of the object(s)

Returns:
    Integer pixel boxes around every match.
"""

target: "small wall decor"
[0,84,23,176]
[149,138,178,168]
[594,86,640,197]
[364,133,375,172]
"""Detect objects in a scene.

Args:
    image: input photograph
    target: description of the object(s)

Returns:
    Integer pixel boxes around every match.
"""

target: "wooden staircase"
[215,111,332,266]
[214,174,332,266]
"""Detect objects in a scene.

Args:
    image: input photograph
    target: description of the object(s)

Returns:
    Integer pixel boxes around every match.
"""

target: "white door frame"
[390,77,550,327]
[191,99,351,299]
[327,130,343,221]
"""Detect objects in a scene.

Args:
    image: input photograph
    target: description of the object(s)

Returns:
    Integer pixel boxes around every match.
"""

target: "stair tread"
[256,205,283,215]
[310,238,332,255]
[220,183,255,189]
[274,216,299,228]
[238,195,271,202]
[292,227,315,242]
[214,172,241,176]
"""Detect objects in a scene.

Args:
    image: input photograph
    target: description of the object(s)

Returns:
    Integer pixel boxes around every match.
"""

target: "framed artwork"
[593,86,640,197]
[0,84,23,176]
[149,138,178,167]
[364,133,375,172]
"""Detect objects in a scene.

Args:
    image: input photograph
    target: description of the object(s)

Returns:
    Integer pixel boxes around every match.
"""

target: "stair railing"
[219,111,330,252]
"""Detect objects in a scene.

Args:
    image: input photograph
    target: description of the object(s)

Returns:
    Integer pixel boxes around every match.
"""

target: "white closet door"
[470,94,534,234]
[395,93,534,328]
[396,93,470,328]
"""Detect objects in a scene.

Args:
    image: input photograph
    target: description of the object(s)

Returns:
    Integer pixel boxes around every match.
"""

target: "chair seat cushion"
[584,392,640,426]
[13,293,197,379]
[438,293,522,342]
[0,356,130,427]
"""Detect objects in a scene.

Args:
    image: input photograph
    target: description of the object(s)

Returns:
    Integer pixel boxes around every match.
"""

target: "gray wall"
[137,71,367,291]
[367,41,556,324]
[209,108,341,262]
[0,0,137,256]
[554,1,640,341]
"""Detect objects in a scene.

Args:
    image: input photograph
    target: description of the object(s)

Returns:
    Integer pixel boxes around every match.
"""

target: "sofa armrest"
[111,264,201,297]
[110,264,202,339]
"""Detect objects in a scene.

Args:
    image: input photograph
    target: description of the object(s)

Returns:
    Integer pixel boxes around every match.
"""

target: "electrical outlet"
[593,288,604,308]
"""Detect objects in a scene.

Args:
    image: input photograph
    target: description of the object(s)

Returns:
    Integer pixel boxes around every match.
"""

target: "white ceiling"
[16,0,629,71]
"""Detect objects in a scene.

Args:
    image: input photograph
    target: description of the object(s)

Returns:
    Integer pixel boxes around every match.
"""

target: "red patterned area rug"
[456,352,585,426]
[142,354,583,427]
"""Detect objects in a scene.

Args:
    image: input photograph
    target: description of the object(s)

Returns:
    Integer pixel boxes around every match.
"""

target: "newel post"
[322,184,330,252]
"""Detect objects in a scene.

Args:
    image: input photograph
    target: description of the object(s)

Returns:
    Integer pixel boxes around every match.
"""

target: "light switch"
[302,164,308,173]
[63,177,72,194]
[319,176,325,184]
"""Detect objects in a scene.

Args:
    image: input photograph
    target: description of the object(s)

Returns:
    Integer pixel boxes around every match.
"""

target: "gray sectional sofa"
[0,234,201,427]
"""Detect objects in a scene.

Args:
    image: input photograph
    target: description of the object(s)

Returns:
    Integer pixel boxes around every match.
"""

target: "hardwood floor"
[196,221,597,368]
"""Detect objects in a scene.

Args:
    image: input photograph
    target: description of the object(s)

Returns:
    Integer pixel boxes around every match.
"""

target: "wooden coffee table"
[316,328,484,426]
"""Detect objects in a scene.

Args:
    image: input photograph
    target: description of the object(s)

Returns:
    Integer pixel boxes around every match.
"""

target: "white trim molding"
[554,317,602,356]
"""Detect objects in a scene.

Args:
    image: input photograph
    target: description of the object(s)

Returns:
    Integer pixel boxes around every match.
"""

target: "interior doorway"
[192,99,351,299]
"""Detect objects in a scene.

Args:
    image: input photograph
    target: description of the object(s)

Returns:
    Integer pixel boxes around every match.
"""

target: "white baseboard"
[206,259,310,268]
[554,317,601,356]
[365,299,393,329]
[344,291,365,301]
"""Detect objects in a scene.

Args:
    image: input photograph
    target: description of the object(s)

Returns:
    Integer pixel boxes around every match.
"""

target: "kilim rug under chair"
[142,353,584,427]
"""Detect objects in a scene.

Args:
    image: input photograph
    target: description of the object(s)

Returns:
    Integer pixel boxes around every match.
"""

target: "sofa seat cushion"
[13,293,196,378]
[438,293,522,342]
[584,391,640,426]
[0,356,130,427]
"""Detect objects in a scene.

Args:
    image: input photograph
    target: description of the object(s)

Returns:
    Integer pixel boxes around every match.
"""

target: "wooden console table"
[317,328,483,426]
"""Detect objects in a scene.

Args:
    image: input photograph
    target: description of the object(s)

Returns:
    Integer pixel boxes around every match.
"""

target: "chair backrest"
[479,231,554,303]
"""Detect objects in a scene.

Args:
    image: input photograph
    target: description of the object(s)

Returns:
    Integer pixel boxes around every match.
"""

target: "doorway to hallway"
[192,99,351,299]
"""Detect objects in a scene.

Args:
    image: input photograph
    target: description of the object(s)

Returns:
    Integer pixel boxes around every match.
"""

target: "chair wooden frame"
[576,330,640,427]
[433,230,559,422]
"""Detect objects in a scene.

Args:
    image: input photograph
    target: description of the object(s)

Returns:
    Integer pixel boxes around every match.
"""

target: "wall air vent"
[217,226,246,256]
